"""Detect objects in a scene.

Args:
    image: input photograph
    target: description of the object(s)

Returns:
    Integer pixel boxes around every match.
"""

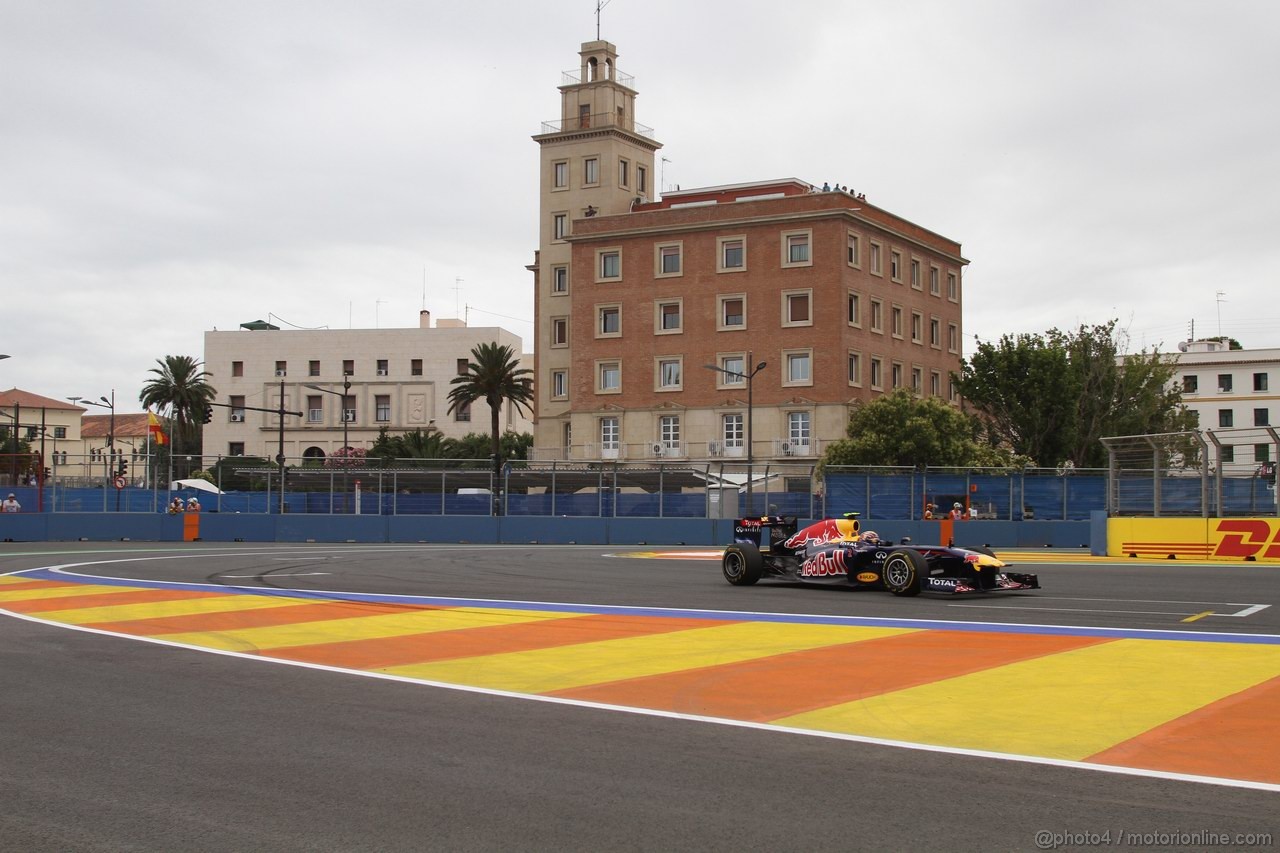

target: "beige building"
[201,311,531,461]
[0,389,85,483]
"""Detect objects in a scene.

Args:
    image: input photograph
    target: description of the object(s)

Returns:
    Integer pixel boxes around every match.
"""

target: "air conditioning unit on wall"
[650,442,665,457]
[230,413,244,423]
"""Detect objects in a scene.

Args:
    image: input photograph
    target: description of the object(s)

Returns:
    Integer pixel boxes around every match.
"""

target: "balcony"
[539,111,655,139]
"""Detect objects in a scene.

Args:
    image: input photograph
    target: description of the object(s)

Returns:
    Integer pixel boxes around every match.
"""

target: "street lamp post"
[80,390,118,509]
[304,373,353,513]
[703,352,768,513]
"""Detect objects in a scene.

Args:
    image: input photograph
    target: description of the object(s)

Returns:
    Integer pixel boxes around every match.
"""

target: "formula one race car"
[722,513,1039,596]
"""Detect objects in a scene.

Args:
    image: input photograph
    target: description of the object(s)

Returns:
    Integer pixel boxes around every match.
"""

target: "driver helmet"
[860,529,879,544]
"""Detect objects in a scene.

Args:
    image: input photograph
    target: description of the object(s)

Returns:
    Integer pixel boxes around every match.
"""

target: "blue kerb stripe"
[12,568,1280,646]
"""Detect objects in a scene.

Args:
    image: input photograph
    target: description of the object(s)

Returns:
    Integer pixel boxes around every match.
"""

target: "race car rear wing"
[731,516,798,553]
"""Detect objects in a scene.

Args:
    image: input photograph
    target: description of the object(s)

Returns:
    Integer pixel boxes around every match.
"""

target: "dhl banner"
[1108,517,1280,563]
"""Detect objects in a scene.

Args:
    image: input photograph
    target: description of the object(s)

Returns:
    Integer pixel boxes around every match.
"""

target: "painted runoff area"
[2,551,1279,792]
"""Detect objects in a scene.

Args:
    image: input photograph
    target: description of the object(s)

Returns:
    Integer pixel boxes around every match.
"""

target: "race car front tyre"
[722,544,764,586]
[882,549,925,596]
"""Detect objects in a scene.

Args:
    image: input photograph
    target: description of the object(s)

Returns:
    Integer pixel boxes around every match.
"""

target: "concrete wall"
[2,514,1092,548]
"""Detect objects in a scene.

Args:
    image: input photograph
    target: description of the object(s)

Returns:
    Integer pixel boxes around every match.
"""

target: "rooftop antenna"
[596,0,612,39]
[661,156,671,195]
[1216,290,1226,338]
[452,278,464,318]
[421,268,427,310]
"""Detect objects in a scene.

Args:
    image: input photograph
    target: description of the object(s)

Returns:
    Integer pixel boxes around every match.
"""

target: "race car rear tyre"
[722,544,764,586]
[882,549,925,596]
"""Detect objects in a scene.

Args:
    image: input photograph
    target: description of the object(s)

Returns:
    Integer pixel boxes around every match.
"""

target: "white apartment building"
[202,311,531,461]
[1166,339,1279,473]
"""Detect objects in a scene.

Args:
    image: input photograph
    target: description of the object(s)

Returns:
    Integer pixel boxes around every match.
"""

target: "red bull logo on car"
[800,550,849,578]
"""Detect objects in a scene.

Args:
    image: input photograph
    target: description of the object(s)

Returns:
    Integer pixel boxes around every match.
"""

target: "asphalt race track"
[2,542,1279,852]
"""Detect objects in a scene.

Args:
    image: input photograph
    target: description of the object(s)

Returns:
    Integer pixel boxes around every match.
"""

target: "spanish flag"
[147,411,168,446]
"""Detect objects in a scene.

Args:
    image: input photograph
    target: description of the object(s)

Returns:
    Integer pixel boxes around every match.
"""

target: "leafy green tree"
[452,430,533,462]
[822,389,1020,468]
[138,355,216,458]
[368,427,460,466]
[447,343,534,513]
[955,320,1194,468]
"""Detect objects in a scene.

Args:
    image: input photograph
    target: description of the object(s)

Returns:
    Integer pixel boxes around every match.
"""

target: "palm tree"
[447,342,533,514]
[138,355,216,458]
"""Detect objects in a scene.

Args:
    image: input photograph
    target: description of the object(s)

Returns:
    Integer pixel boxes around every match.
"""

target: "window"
[376,359,389,376]
[656,299,682,333]
[551,265,568,294]
[1256,409,1271,427]
[597,304,621,337]
[637,165,647,194]
[375,395,390,422]
[229,442,245,456]
[274,360,287,377]
[719,295,745,330]
[584,157,599,185]
[232,361,243,377]
[869,242,882,276]
[230,395,245,422]
[929,266,940,296]
[783,290,812,326]
[659,415,680,450]
[718,237,745,271]
[847,232,861,268]
[456,358,469,375]
[309,360,320,377]
[1255,372,1269,392]
[910,259,921,289]
[1183,375,1199,393]
[848,351,862,386]
[870,357,883,390]
[783,231,811,267]
[598,249,622,281]
[598,360,621,393]
[455,401,471,422]
[656,357,682,390]
[308,396,323,423]
[656,243,682,276]
[930,317,941,348]
[911,311,923,343]
[848,291,862,327]
[553,212,568,241]
[718,354,745,387]
[1256,443,1271,463]
[343,359,354,375]
[891,305,904,338]
[1221,445,1235,463]
[342,396,356,423]
[947,271,958,301]
[619,158,629,187]
[1218,374,1233,392]
[551,369,568,399]
[890,250,902,282]
[891,361,903,389]
[600,417,620,450]
[911,366,923,394]
[870,299,884,333]
[54,426,67,439]
[785,350,812,385]
[930,370,941,397]
[553,160,568,189]
[1219,409,1234,428]
[552,317,568,347]
[723,413,743,448]
[948,323,959,353]
[788,412,811,447]
[411,359,423,376]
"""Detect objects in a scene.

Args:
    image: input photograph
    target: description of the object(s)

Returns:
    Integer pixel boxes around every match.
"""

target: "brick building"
[531,40,966,463]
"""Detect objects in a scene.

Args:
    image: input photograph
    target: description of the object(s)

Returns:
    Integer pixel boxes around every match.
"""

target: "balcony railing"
[561,68,635,89]
[539,112,655,139]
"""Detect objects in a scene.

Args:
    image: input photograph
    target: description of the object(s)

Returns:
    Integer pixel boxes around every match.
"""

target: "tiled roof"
[0,388,85,411]
[81,413,154,439]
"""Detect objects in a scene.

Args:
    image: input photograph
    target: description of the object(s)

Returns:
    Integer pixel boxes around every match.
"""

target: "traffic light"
[201,404,213,424]
[118,458,129,478]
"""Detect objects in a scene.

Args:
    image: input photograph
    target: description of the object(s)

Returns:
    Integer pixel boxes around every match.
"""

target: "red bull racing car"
[722,514,1039,596]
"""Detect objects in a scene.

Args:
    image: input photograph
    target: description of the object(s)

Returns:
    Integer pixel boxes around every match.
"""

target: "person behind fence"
[923,503,936,519]
[167,497,185,514]
[186,496,201,513]
[2,493,20,513]
[950,502,967,521]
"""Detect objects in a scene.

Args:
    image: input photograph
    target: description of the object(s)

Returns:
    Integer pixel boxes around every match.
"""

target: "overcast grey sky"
[3,0,1278,413]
